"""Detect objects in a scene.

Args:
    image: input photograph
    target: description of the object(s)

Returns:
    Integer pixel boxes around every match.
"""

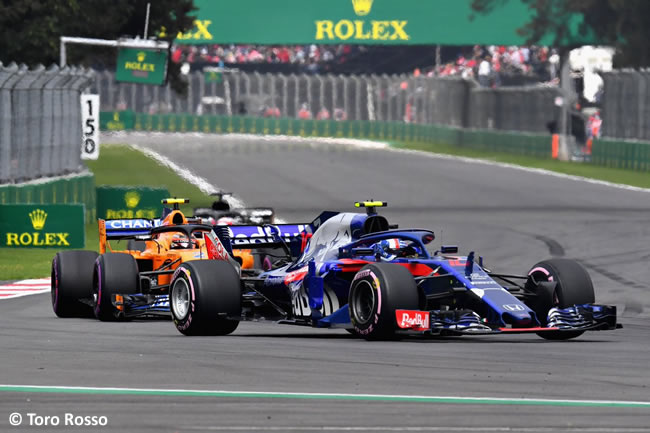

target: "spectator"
[316,106,330,120]
[333,108,347,121]
[478,56,491,87]
[263,106,281,118]
[297,103,312,119]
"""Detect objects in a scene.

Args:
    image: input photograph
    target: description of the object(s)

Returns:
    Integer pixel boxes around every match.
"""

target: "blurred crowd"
[171,44,361,73]
[173,43,559,87]
[426,45,559,87]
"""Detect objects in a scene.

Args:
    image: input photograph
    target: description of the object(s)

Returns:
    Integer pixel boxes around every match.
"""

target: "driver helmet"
[171,233,191,249]
[372,238,408,261]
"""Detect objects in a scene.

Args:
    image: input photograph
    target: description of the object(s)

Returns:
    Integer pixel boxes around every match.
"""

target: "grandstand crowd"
[171,44,364,74]
[172,43,559,86]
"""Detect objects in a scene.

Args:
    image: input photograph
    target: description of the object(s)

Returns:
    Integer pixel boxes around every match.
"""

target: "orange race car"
[51,198,254,320]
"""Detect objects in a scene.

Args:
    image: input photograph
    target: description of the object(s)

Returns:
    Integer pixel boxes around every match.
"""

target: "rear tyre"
[51,251,98,318]
[170,260,241,336]
[93,253,139,321]
[126,240,147,252]
[527,258,595,340]
[349,263,419,340]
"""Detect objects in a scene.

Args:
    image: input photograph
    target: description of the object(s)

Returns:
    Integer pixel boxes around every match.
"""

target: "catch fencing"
[93,70,560,134]
[600,70,650,141]
[0,62,94,184]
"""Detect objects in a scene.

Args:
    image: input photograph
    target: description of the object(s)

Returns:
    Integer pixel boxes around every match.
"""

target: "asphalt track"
[1,132,649,432]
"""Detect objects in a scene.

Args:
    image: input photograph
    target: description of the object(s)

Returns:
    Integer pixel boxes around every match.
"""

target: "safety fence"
[93,70,559,134]
[0,63,95,184]
[0,173,96,222]
[600,70,650,141]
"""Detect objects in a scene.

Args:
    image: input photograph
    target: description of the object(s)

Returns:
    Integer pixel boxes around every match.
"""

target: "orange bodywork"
[98,209,254,282]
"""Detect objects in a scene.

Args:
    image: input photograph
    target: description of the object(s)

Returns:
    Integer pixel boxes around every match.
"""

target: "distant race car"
[168,201,619,340]
[193,192,275,226]
[51,199,250,320]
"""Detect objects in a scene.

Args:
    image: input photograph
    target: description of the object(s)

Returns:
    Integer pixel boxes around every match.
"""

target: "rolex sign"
[0,204,85,248]
[96,186,169,220]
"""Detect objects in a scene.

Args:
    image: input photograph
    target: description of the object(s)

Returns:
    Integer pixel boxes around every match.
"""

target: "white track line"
[113,130,650,194]
[0,278,49,300]
[182,428,650,432]
[125,142,291,222]
[2,384,650,407]
[127,143,245,209]
[386,147,650,194]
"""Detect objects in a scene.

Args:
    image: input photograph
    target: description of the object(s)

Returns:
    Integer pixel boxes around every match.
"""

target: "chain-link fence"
[0,63,94,183]
[600,70,650,141]
[93,70,559,133]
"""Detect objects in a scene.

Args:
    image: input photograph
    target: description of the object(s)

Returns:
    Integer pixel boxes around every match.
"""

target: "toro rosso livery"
[169,202,619,340]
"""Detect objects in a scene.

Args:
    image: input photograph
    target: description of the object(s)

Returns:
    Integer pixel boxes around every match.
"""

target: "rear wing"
[223,211,339,257]
[102,218,162,238]
[98,218,163,254]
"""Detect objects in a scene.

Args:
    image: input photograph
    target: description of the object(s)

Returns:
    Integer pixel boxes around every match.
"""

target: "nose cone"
[503,310,533,326]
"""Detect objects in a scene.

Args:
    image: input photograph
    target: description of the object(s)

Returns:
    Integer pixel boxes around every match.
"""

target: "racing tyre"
[349,263,419,340]
[170,260,241,336]
[93,253,139,321]
[51,250,98,318]
[126,240,147,252]
[527,258,595,340]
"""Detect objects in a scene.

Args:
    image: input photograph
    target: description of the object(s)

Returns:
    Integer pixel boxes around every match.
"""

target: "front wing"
[396,304,619,335]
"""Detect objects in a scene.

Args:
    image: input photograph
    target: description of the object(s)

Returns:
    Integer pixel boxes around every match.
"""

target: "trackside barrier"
[100,111,554,159]
[591,138,650,171]
[0,173,96,222]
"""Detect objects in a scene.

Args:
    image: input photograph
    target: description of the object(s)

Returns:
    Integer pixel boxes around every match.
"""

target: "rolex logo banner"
[0,204,85,248]
[96,186,170,220]
[172,0,594,46]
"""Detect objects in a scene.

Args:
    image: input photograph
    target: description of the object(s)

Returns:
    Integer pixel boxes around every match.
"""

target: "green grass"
[393,141,650,189]
[0,144,214,281]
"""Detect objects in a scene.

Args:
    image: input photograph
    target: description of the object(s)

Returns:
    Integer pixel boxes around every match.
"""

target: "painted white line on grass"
[126,143,245,210]
[125,142,289,223]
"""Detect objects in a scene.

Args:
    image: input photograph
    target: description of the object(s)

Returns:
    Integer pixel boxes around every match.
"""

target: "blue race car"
[168,202,619,340]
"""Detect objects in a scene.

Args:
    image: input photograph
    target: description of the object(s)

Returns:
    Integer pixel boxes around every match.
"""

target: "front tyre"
[528,258,595,340]
[349,263,419,340]
[170,260,241,336]
[51,250,98,318]
[93,253,139,321]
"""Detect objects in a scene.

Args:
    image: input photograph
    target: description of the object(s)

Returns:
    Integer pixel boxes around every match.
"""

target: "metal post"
[559,55,572,161]
[144,3,151,40]
[60,39,67,68]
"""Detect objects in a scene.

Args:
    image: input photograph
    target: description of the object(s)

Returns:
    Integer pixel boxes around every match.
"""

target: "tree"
[0,0,196,93]
[471,0,650,67]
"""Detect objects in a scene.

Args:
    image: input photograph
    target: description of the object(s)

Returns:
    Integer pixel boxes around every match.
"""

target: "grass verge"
[0,144,214,281]
[393,141,650,189]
